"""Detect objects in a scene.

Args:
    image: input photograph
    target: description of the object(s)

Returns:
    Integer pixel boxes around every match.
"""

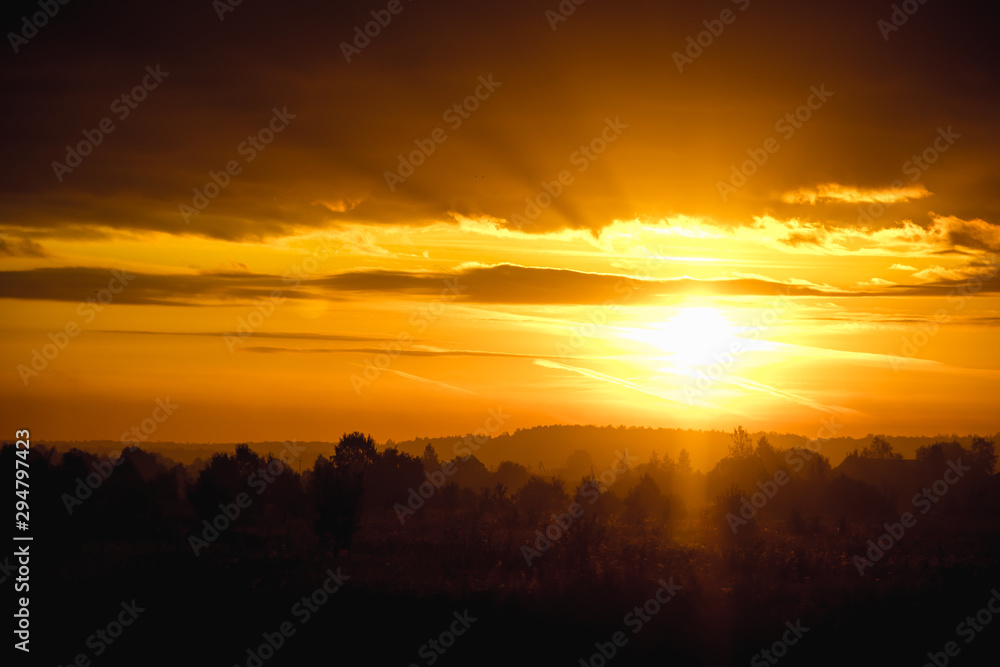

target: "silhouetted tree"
[624,474,670,525]
[677,448,692,475]
[729,426,755,460]
[915,442,948,470]
[971,436,997,474]
[860,435,902,460]
[496,460,530,491]
[256,453,307,522]
[452,454,491,491]
[713,484,757,545]
[756,435,780,475]
[421,443,440,471]
[819,475,895,519]
[311,454,363,551]
[234,443,264,478]
[189,451,242,517]
[363,447,424,510]
[478,482,511,513]
[515,476,568,521]
[333,431,378,474]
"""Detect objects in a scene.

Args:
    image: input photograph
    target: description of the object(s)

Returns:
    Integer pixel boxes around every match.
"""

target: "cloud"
[884,258,1000,294]
[314,264,843,302]
[859,277,895,286]
[911,265,967,282]
[4,250,999,309]
[649,215,1000,258]
[243,346,539,360]
[889,263,916,271]
[0,236,47,257]
[534,359,717,409]
[1,1,998,240]
[780,228,830,248]
[97,330,401,343]
[0,262,843,307]
[936,215,1000,253]
[379,369,478,395]
[782,183,932,205]
[0,267,310,306]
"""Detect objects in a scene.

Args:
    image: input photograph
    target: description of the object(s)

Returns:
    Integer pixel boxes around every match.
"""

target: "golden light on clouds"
[1,0,998,446]
[781,182,932,205]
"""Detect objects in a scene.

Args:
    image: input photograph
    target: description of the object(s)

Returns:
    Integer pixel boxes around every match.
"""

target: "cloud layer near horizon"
[1,0,998,247]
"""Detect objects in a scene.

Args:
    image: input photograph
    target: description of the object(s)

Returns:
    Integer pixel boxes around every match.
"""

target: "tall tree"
[421,443,440,471]
[677,448,692,475]
[729,426,755,460]
[861,435,902,460]
[971,436,997,474]
[333,431,378,474]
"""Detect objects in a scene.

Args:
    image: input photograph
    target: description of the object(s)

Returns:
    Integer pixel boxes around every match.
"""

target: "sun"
[652,307,737,365]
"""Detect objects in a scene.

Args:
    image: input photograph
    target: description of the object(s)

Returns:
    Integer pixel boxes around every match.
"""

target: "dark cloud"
[0,262,863,306]
[1,0,997,240]
[0,235,47,257]
[780,229,829,248]
[96,330,401,343]
[0,266,309,305]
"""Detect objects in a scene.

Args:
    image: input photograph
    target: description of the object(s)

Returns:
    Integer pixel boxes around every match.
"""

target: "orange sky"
[1,0,998,444]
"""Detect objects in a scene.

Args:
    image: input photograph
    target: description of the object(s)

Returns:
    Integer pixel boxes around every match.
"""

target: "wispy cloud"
[381,369,478,395]
[782,183,932,205]
[533,359,717,409]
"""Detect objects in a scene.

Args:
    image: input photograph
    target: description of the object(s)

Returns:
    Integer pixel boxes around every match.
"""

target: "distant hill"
[387,426,1000,473]
[30,428,998,473]
[27,440,334,469]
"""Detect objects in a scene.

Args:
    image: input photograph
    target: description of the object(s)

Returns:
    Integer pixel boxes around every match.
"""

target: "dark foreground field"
[6,433,1000,666]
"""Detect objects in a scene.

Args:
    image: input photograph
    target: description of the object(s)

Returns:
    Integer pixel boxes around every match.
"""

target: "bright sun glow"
[662,308,735,364]
[627,307,737,366]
